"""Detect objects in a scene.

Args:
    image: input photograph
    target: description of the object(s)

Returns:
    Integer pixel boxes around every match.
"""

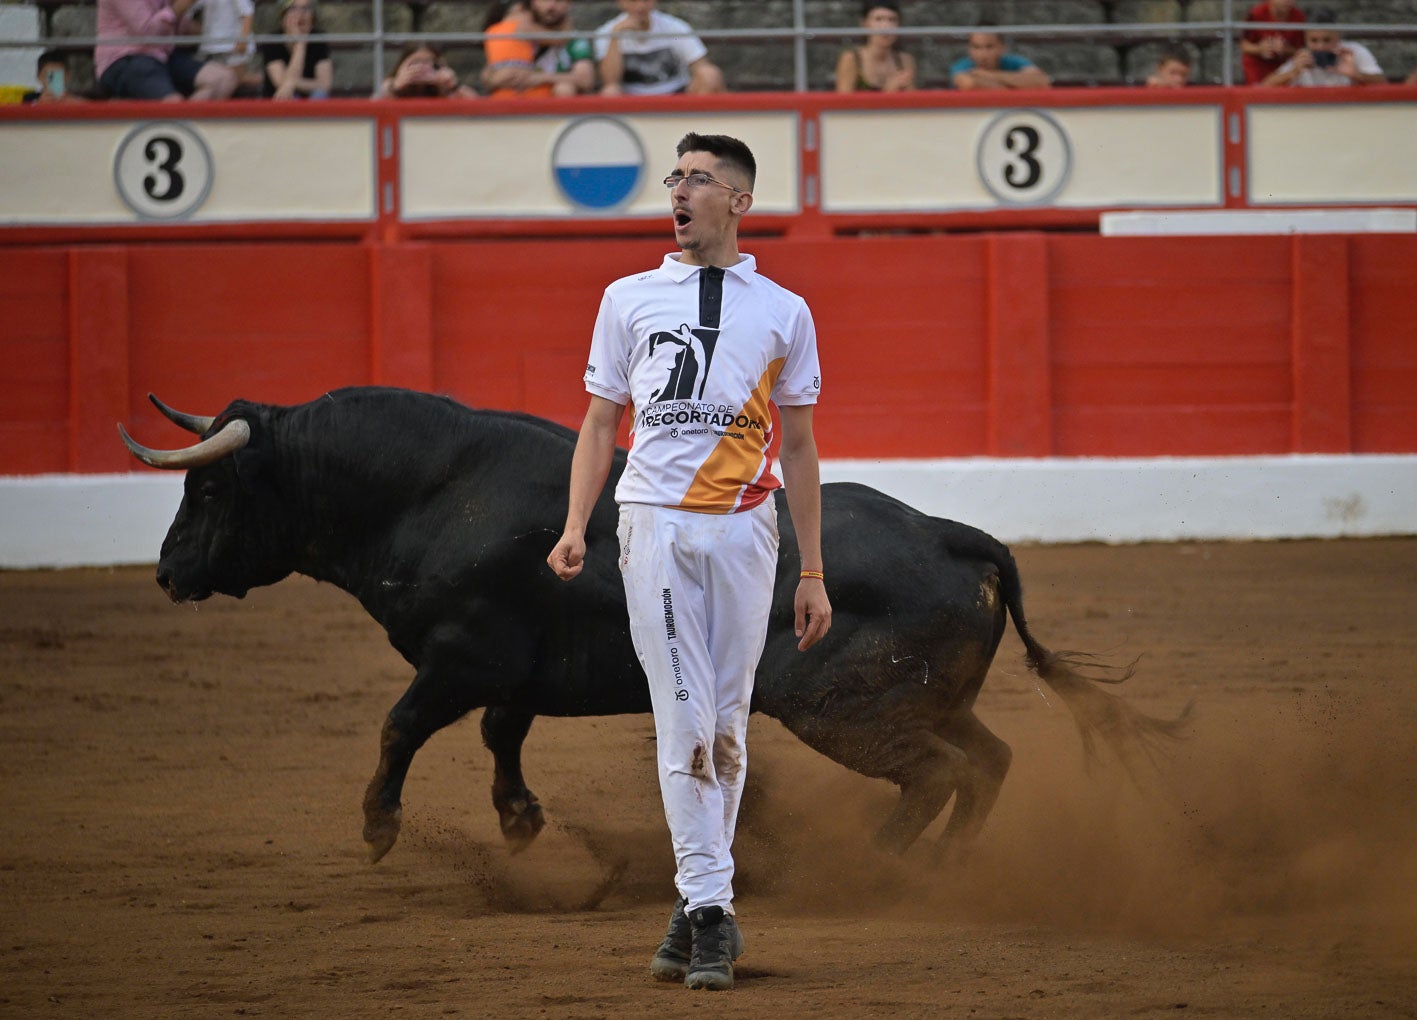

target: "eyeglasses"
[662,173,743,193]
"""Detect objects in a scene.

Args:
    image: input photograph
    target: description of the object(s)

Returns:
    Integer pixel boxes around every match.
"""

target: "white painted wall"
[3,456,1414,569]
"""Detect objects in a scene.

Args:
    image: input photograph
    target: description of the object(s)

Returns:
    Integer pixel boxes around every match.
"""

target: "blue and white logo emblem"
[551,117,645,212]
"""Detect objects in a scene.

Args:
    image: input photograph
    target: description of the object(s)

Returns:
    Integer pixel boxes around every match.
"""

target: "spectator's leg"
[192,61,239,100]
[165,50,206,100]
[100,54,183,101]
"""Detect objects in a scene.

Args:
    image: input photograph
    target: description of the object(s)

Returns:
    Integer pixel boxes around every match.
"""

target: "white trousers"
[617,500,779,914]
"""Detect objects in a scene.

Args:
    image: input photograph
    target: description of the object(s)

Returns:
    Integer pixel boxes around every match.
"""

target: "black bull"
[120,386,1185,864]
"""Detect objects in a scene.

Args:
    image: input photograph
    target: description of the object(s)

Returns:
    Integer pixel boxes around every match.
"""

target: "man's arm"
[597,31,625,95]
[1337,46,1384,85]
[1261,50,1307,86]
[973,65,1050,89]
[548,395,626,581]
[778,403,831,651]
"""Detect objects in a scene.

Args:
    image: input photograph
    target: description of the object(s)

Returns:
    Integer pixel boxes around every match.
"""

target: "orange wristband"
[800,570,824,580]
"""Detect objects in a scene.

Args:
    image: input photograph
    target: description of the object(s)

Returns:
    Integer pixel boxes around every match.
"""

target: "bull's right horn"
[148,393,215,436]
[118,418,250,470]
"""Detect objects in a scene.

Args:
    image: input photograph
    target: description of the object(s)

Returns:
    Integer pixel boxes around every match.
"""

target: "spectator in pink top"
[95,0,233,100]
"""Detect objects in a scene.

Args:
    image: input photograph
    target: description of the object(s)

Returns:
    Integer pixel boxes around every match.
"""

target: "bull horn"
[118,418,250,470]
[148,393,215,435]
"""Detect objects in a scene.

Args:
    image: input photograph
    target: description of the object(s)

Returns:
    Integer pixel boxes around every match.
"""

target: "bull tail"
[993,544,1193,777]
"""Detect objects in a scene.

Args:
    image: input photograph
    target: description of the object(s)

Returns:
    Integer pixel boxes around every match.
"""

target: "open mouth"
[674,209,692,228]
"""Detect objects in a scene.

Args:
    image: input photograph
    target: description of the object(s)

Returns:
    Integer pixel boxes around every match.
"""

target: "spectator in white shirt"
[1262,8,1384,86]
[595,0,725,96]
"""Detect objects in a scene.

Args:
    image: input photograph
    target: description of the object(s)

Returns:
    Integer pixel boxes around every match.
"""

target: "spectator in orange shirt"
[482,0,595,98]
[1240,0,1306,84]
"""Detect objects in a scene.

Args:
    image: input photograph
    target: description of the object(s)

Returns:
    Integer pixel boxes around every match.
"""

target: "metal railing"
[5,0,1417,94]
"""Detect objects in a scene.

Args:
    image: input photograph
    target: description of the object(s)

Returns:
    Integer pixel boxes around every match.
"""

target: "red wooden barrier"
[2,232,1415,475]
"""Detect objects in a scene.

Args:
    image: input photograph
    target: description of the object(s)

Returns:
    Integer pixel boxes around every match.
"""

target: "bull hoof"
[499,797,545,854]
[363,805,402,864]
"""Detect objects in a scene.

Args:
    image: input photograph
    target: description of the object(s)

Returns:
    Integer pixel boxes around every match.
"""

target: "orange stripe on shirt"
[681,358,785,513]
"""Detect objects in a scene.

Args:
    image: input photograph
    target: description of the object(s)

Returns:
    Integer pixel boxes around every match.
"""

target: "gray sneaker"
[685,904,745,991]
[648,897,692,982]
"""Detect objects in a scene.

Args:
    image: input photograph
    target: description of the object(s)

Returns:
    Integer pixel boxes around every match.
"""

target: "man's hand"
[547,532,586,581]
[794,576,831,651]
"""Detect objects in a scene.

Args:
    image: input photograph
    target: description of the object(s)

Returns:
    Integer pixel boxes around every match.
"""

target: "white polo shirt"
[593,8,708,96]
[585,253,821,514]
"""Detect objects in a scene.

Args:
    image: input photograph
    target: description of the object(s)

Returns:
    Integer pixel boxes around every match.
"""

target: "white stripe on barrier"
[2,455,1414,568]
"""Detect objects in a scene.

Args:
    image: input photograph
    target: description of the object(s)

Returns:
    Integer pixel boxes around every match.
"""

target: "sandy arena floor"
[2,539,1416,1018]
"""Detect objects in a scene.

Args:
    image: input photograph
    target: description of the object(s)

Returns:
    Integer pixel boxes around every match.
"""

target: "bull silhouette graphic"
[649,323,719,403]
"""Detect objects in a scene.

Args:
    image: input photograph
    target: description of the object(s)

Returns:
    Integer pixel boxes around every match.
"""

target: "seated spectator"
[835,1,916,93]
[595,0,725,96]
[1262,9,1384,87]
[24,50,89,103]
[380,42,477,98]
[1146,47,1193,88]
[950,27,1050,91]
[95,0,236,100]
[1240,0,1306,85]
[192,0,253,100]
[263,0,332,99]
[482,0,594,98]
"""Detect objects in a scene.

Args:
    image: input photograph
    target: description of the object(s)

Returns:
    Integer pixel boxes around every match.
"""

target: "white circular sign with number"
[114,122,214,220]
[975,109,1071,206]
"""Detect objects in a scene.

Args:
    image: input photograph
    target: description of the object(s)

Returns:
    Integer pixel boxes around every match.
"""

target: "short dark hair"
[675,133,757,191]
[37,49,67,74]
[1157,45,1192,68]
[1310,8,1337,24]
[862,0,900,16]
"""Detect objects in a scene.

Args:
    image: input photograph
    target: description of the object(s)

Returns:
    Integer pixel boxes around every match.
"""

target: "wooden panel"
[1,232,1415,475]
[0,250,69,473]
[1349,236,1417,454]
[1048,236,1296,455]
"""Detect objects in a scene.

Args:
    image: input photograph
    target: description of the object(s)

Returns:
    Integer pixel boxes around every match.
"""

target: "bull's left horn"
[118,418,250,470]
[148,393,215,436]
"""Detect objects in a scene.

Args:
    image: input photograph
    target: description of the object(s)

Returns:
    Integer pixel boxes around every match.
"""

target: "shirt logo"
[648,323,720,403]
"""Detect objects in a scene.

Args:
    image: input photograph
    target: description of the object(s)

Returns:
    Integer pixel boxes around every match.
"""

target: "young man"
[1146,47,1193,88]
[950,28,1051,90]
[548,133,830,992]
[482,0,595,98]
[1262,9,1385,87]
[594,0,725,95]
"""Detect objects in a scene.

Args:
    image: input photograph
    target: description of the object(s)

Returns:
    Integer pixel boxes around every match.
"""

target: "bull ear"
[118,418,251,470]
[148,393,216,436]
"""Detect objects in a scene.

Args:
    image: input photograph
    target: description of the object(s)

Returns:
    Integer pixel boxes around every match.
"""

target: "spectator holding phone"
[380,42,477,98]
[25,50,88,103]
[1261,8,1384,87]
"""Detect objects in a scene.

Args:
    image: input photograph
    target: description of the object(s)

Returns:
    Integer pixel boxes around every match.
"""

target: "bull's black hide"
[122,386,1184,863]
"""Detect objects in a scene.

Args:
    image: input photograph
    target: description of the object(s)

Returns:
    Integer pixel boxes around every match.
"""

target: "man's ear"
[732,190,754,216]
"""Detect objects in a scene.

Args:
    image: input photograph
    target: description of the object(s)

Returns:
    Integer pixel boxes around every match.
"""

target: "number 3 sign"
[114,122,214,220]
[975,109,1071,206]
